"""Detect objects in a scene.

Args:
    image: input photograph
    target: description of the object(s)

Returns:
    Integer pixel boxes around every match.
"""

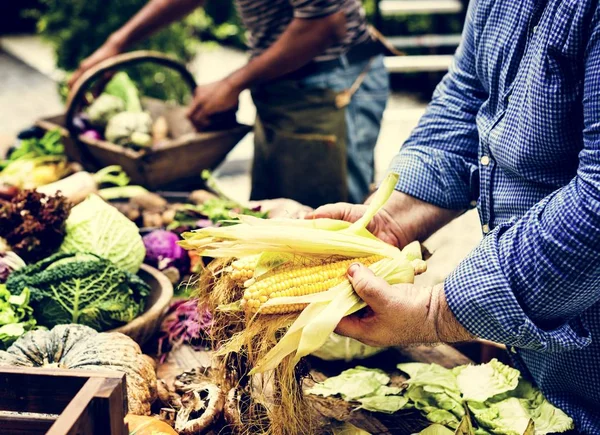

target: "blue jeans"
[299,54,389,203]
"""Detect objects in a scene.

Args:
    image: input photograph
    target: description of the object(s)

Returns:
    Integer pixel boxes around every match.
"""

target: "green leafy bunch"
[0,285,38,350]
[6,252,150,332]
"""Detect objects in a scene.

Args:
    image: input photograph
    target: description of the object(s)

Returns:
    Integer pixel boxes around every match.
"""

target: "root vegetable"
[132,192,168,212]
[143,211,164,228]
[189,189,217,205]
[37,165,129,205]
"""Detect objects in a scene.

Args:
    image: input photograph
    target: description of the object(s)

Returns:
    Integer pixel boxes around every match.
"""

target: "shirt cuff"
[386,147,478,210]
[444,224,592,353]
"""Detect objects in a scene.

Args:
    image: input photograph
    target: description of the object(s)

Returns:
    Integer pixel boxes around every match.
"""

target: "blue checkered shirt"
[388,0,600,431]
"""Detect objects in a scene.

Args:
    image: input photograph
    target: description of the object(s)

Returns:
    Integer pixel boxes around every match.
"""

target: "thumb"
[347,263,390,309]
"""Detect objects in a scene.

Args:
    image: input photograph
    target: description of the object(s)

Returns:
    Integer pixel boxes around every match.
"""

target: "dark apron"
[250,80,349,209]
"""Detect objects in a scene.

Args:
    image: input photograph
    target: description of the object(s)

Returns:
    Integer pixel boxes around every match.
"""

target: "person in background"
[69,0,389,208]
[311,0,600,431]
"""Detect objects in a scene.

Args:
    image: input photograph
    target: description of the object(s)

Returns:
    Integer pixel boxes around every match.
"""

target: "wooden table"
[158,344,471,435]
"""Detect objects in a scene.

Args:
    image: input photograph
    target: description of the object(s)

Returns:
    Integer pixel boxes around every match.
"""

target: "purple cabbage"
[142,230,191,279]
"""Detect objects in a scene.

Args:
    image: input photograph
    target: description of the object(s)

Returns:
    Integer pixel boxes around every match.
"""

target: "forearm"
[109,0,203,49]
[227,12,345,91]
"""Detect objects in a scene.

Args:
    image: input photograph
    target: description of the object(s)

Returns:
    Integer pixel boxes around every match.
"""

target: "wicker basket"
[111,264,173,345]
[36,51,251,190]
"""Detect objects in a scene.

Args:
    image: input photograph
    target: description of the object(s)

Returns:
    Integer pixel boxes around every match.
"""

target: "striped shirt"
[234,0,372,62]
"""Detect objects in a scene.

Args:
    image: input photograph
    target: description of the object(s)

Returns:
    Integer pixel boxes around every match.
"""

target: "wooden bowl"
[111,264,173,345]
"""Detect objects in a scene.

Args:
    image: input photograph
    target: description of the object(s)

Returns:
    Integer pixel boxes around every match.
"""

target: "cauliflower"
[105,112,153,148]
[86,94,125,127]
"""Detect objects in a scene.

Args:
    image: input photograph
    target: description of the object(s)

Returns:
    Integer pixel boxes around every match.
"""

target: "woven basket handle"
[65,50,197,167]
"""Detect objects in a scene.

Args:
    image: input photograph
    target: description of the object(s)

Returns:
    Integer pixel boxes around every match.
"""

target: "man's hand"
[308,202,409,247]
[68,40,122,90]
[186,79,241,130]
[336,263,474,347]
[309,190,461,248]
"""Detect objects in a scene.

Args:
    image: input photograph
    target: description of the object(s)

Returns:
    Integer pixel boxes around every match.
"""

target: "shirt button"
[482,224,490,234]
[470,200,478,207]
[532,25,538,34]
[510,346,517,354]
[480,155,490,166]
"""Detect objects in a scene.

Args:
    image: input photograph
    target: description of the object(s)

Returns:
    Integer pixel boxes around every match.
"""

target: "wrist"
[225,70,249,94]
[429,284,475,343]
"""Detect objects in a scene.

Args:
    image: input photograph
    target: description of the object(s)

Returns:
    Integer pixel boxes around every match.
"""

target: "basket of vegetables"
[35,50,251,190]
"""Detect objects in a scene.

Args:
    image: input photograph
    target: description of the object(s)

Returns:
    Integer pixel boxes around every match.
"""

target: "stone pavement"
[0,39,482,286]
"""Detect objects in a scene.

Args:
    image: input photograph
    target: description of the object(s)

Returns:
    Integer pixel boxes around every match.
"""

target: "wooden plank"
[47,378,104,435]
[385,55,453,73]
[0,412,56,435]
[380,0,462,16]
[91,377,128,435]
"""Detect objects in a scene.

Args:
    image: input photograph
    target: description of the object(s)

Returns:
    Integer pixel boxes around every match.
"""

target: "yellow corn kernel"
[230,255,261,282]
[244,255,383,315]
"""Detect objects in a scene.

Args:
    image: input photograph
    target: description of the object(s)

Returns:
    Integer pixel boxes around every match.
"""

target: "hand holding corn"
[336,263,474,347]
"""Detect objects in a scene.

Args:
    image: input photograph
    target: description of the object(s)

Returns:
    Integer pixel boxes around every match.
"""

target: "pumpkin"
[0,324,157,415]
[125,414,178,435]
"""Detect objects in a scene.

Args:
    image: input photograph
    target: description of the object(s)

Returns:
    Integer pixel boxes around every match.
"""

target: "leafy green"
[0,129,68,189]
[455,359,520,402]
[308,366,407,413]
[60,194,146,273]
[6,129,64,164]
[419,424,454,435]
[357,395,408,413]
[310,360,574,434]
[0,285,38,350]
[399,360,573,435]
[6,252,149,331]
[104,72,142,113]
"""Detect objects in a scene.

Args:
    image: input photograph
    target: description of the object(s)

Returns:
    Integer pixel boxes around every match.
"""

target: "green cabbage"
[6,252,149,331]
[60,194,145,273]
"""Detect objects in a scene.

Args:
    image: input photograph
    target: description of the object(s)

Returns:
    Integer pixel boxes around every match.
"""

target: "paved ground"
[0,51,62,138]
[0,42,482,286]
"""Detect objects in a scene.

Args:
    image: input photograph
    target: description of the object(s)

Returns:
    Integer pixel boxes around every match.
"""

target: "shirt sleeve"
[444,5,600,353]
[386,0,485,210]
[290,0,343,19]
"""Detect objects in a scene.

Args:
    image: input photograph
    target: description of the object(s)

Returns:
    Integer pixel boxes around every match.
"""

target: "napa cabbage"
[60,194,145,273]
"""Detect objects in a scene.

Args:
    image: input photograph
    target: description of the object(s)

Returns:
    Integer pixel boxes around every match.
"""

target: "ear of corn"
[184,173,427,376]
[241,255,383,315]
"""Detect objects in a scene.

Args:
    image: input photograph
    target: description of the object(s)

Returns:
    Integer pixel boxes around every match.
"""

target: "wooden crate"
[0,367,128,435]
